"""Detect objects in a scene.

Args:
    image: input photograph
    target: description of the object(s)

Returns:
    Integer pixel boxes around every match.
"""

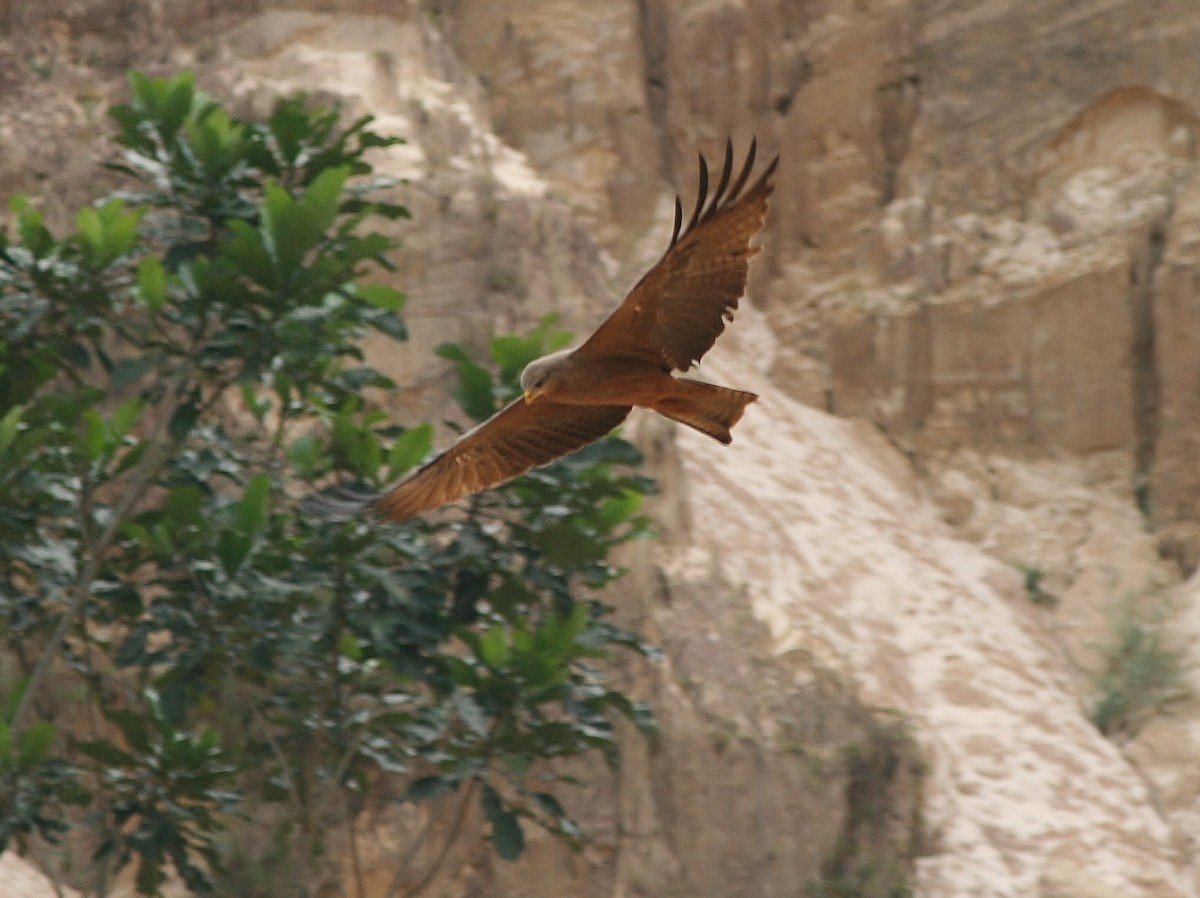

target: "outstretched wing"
[305,399,631,522]
[576,139,778,372]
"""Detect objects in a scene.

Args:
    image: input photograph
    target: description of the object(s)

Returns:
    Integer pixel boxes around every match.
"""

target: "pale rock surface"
[928,450,1176,682]
[431,0,663,248]
[675,309,1191,898]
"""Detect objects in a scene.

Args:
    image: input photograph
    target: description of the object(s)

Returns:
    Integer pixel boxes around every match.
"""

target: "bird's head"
[519,348,573,403]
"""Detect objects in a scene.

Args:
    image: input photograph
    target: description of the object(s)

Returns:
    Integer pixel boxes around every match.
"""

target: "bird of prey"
[311,139,778,522]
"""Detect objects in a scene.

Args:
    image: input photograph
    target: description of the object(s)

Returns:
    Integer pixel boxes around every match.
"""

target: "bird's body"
[520,347,754,440]
[310,139,778,522]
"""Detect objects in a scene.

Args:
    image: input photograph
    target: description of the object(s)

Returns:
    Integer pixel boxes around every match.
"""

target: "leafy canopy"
[0,70,654,897]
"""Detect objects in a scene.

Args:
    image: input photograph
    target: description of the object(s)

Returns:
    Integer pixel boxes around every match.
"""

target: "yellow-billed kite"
[313,139,777,522]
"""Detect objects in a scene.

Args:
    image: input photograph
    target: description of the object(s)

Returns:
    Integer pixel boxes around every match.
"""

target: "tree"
[0,70,654,897]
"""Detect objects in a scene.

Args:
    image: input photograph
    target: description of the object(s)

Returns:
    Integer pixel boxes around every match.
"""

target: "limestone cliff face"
[4,2,1200,898]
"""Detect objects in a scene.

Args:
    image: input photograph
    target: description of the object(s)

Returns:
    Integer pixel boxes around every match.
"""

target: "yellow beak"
[523,388,540,403]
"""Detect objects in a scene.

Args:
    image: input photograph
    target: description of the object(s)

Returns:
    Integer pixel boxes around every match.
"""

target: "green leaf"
[75,199,143,268]
[479,625,510,669]
[112,355,160,390]
[217,530,252,577]
[532,791,565,819]
[386,424,433,478]
[17,721,55,767]
[331,410,383,478]
[10,195,54,257]
[136,855,167,897]
[355,282,406,311]
[488,335,534,378]
[136,256,167,311]
[110,396,143,443]
[260,167,349,284]
[164,485,206,528]
[261,183,310,282]
[101,199,141,261]
[0,404,24,457]
[597,487,644,527]
[235,473,271,536]
[338,633,363,662]
[434,343,469,364]
[435,344,497,422]
[406,775,453,801]
[127,69,196,142]
[221,220,275,288]
[481,783,524,860]
[534,605,590,663]
[82,409,105,461]
[533,521,607,566]
[266,95,313,166]
[105,707,151,753]
[240,384,271,423]
[75,206,103,261]
[75,737,135,767]
[303,166,347,233]
[187,105,246,178]
[2,681,29,724]
[162,71,198,129]
[168,398,201,442]
[287,432,327,476]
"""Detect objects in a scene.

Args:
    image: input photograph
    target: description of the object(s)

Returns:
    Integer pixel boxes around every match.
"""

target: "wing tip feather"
[672,137,776,248]
[670,195,683,247]
[685,152,709,233]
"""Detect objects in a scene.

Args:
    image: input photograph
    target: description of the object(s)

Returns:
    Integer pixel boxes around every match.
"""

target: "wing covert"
[306,399,632,523]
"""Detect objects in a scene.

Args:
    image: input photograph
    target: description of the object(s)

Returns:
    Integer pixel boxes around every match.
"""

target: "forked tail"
[651,377,757,444]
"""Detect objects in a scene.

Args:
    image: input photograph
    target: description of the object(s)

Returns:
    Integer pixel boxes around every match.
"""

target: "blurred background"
[3,1,1200,896]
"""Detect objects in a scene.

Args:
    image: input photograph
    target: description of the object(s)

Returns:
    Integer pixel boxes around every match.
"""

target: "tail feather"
[652,377,757,444]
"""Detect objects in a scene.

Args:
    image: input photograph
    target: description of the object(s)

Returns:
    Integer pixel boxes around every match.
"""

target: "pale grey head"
[520,347,575,401]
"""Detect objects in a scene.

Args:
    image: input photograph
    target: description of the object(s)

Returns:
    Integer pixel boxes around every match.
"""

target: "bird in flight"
[310,139,778,522]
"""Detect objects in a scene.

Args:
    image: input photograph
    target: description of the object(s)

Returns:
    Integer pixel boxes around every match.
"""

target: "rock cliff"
[3,2,1200,897]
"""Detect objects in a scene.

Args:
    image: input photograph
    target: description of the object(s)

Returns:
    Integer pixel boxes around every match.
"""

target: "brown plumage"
[309,139,778,522]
